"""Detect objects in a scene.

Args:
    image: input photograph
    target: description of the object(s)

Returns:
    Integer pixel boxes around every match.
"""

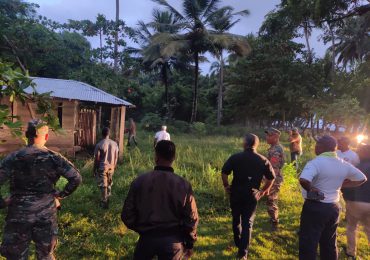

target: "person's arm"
[221,174,231,194]
[153,133,158,147]
[353,153,360,166]
[299,178,313,191]
[53,154,82,199]
[299,161,324,196]
[342,164,367,188]
[258,160,276,199]
[93,145,100,172]
[289,135,299,143]
[121,181,138,231]
[342,179,366,188]
[182,184,199,251]
[221,156,234,194]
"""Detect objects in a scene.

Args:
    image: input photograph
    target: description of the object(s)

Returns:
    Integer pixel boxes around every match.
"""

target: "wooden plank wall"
[0,98,75,156]
[118,106,126,160]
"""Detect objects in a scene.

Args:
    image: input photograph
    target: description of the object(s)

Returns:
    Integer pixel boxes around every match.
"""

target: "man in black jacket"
[121,140,198,260]
[222,133,275,259]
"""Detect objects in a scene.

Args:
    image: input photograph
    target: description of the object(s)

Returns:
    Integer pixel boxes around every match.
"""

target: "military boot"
[100,187,109,209]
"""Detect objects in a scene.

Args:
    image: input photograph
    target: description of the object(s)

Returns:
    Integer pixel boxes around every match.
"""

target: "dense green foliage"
[0,61,60,137]
[0,0,369,129]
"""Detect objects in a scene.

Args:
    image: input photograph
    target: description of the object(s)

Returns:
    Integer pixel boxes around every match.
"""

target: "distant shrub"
[206,125,262,137]
[171,120,190,133]
[140,113,164,131]
[190,122,206,135]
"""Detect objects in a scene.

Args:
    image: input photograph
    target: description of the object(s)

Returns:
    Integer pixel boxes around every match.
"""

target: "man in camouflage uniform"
[265,128,285,231]
[0,119,82,260]
[94,127,119,209]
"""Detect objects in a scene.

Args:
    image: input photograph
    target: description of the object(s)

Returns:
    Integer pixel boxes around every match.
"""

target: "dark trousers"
[133,234,187,260]
[231,198,257,258]
[291,151,300,162]
[299,200,340,260]
[127,134,138,146]
[0,219,58,260]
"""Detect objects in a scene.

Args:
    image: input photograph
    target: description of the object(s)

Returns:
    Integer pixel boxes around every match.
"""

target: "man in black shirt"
[222,133,275,259]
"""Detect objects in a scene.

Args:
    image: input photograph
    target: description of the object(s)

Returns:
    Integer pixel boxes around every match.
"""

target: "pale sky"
[30,0,327,73]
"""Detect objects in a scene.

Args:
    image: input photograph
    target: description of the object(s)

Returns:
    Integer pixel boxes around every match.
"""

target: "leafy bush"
[171,120,190,133]
[190,122,206,135]
[140,113,163,131]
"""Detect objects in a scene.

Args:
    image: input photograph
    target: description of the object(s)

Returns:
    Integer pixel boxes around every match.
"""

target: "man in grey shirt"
[94,127,119,209]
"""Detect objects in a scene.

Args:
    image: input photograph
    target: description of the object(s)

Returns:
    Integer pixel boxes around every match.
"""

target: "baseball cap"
[265,127,281,136]
[26,119,49,137]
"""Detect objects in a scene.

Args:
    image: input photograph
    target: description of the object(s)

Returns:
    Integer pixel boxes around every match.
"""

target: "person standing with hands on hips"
[299,135,367,260]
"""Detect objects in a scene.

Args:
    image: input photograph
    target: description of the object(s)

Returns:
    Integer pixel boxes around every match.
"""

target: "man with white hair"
[154,125,171,147]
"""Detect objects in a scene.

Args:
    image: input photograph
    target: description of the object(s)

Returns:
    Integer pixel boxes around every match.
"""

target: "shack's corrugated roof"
[24,77,134,107]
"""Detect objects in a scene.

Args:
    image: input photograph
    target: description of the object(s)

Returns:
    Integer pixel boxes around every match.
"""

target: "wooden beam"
[92,110,97,145]
[118,106,126,161]
[12,100,18,122]
[27,103,35,119]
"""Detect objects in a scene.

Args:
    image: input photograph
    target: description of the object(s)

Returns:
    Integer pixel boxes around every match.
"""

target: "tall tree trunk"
[113,0,119,71]
[316,119,320,134]
[190,52,199,123]
[303,20,312,64]
[3,35,27,73]
[328,22,336,76]
[217,53,224,126]
[161,64,170,119]
[99,30,103,63]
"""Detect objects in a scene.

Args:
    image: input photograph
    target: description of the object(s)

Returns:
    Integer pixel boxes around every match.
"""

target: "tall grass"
[0,132,368,259]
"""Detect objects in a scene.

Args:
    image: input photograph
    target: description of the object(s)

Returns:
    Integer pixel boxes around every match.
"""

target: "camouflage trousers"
[95,168,114,203]
[0,219,58,260]
[266,175,283,223]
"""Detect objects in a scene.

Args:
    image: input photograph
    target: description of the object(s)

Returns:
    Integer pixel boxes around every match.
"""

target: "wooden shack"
[0,77,134,158]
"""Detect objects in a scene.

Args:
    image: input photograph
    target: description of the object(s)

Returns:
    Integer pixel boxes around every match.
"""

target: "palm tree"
[134,9,185,118]
[208,7,250,126]
[152,0,250,123]
[113,0,119,71]
[332,15,370,67]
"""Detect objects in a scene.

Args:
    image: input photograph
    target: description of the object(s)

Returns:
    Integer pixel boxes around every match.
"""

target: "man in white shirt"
[299,135,367,260]
[154,125,171,147]
[336,136,360,166]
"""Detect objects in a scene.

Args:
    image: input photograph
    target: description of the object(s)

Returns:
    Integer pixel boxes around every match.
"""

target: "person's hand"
[224,185,231,194]
[183,248,193,259]
[307,187,325,201]
[309,187,321,193]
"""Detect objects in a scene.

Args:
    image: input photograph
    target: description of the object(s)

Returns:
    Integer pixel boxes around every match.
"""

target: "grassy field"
[0,132,369,259]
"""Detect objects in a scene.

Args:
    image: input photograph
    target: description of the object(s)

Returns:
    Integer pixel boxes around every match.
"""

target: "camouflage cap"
[27,119,49,137]
[265,127,281,136]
